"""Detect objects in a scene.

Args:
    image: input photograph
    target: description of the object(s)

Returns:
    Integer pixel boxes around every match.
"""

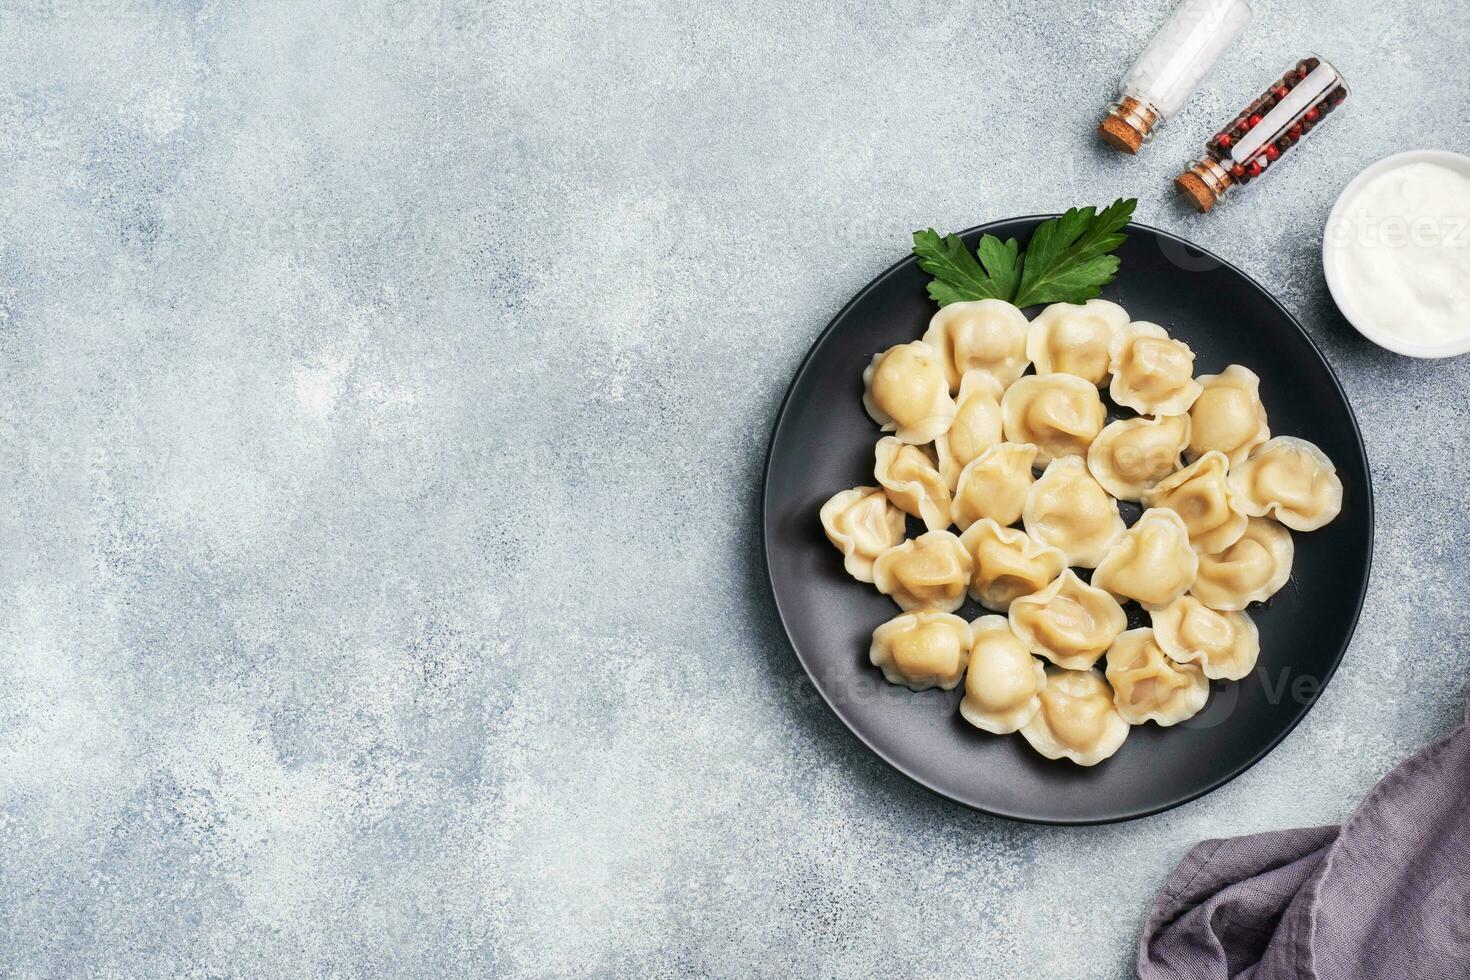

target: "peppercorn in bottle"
[1176,56,1349,212]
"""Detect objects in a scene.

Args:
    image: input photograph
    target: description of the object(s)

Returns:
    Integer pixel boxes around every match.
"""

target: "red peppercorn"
[1231,164,1247,179]
[1216,133,1233,150]
[1288,125,1303,140]
[1273,85,1290,99]
[1296,67,1309,80]
[1247,113,1263,128]
[1265,144,1280,161]
[1304,107,1321,123]
[1246,161,1264,178]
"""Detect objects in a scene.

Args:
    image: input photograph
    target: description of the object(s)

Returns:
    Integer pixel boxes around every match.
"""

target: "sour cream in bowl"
[1323,150,1470,358]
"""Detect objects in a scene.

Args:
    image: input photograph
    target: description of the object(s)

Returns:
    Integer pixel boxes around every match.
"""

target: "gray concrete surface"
[2,0,1467,976]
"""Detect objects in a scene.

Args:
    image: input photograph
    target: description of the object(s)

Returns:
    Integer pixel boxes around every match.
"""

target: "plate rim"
[759,215,1376,826]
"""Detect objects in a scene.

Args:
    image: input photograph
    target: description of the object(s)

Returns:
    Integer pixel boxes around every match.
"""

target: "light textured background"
[1,0,1467,976]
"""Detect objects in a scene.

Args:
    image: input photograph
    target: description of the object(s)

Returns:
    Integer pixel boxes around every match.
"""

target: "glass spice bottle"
[1098,0,1253,154]
[1176,56,1349,212]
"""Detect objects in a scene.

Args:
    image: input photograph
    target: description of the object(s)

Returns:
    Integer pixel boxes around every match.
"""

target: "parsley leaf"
[912,198,1136,309]
[912,228,1022,306]
[1012,198,1136,308]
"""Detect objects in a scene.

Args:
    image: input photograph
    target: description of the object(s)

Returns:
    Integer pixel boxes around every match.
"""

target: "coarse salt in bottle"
[1176,56,1349,212]
[1098,0,1253,154]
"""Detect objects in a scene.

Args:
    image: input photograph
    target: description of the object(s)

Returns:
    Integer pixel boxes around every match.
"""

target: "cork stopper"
[1175,159,1235,214]
[1175,171,1217,213]
[1098,97,1159,155]
[1099,115,1144,154]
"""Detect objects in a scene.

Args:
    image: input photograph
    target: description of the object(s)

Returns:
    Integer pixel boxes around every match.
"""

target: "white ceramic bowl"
[1322,149,1470,359]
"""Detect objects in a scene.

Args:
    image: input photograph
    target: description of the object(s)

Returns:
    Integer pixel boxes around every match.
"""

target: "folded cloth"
[1138,689,1470,980]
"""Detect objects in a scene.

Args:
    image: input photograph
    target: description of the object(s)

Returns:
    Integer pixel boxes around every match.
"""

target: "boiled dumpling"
[1144,451,1248,554]
[869,610,972,691]
[1105,628,1209,727]
[1190,517,1294,611]
[1227,437,1343,532]
[935,371,1005,489]
[1187,365,1270,466]
[819,486,906,583]
[1151,596,1260,681]
[952,442,1037,530]
[1001,374,1106,467]
[1020,666,1129,766]
[874,437,951,532]
[1009,569,1127,671]
[862,341,957,444]
[1022,456,1125,568]
[1026,299,1130,386]
[1091,508,1199,609]
[1108,321,1202,416]
[957,519,1067,612]
[960,616,1046,734]
[1087,414,1191,502]
[921,299,1030,392]
[872,530,972,613]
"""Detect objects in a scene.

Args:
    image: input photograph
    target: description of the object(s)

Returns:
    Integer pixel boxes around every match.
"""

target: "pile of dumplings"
[820,298,1344,766]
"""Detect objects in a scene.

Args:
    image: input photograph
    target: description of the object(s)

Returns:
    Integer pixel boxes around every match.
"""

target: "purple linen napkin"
[1138,689,1470,980]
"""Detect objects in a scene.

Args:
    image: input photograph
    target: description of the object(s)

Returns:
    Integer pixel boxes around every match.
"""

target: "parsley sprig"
[913,198,1137,309]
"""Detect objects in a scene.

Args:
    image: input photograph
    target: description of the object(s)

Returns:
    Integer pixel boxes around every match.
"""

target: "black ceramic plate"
[762,217,1373,825]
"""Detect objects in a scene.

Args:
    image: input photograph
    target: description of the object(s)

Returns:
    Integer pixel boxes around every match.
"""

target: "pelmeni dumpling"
[952,442,1037,530]
[872,530,973,613]
[1227,437,1343,532]
[1026,299,1130,386]
[874,437,951,532]
[1104,628,1209,727]
[958,519,1067,612]
[921,299,1030,392]
[1022,456,1125,568]
[935,371,1005,489]
[862,341,957,444]
[1187,365,1270,466]
[960,616,1046,734]
[1020,666,1129,766]
[819,486,906,583]
[1092,508,1199,609]
[1087,414,1191,502]
[1144,451,1248,554]
[1009,569,1127,671]
[869,610,972,691]
[1151,596,1260,681]
[1190,517,1294,611]
[1108,321,1203,416]
[1001,374,1107,467]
